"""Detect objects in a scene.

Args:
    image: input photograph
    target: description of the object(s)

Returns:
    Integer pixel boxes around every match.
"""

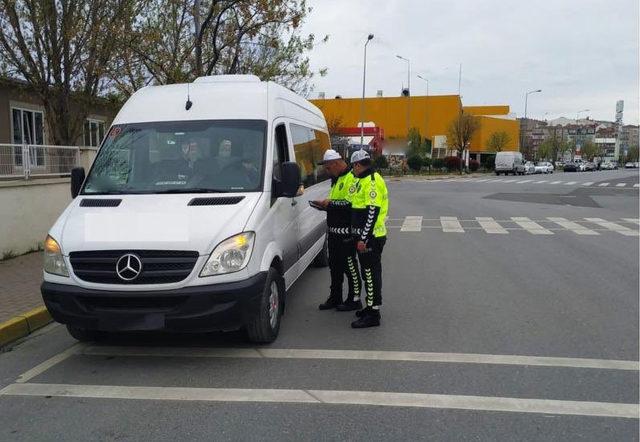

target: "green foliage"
[487,131,511,152]
[407,155,423,172]
[580,140,599,161]
[481,154,495,170]
[432,158,445,170]
[469,159,480,172]
[626,146,639,162]
[2,250,16,261]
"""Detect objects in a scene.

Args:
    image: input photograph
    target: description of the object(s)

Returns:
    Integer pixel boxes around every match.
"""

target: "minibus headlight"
[43,235,69,277]
[200,232,255,277]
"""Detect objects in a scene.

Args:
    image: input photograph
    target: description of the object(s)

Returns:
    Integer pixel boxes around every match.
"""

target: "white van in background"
[495,151,525,176]
[41,75,331,343]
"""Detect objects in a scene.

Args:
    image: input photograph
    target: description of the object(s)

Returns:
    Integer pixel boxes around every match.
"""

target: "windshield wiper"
[153,188,231,194]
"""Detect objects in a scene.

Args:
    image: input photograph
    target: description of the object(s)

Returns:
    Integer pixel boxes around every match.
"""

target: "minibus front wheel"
[246,267,284,343]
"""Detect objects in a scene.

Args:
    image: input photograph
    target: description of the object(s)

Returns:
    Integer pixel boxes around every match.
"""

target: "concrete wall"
[0,178,71,257]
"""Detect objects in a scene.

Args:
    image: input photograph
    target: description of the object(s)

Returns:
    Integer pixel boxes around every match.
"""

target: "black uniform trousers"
[328,234,361,302]
[357,236,386,307]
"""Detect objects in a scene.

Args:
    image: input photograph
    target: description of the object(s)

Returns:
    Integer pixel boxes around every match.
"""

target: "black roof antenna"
[185,82,193,110]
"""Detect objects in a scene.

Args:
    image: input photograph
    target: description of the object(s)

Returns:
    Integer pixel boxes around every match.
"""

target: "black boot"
[351,309,381,328]
[355,306,371,318]
[318,296,342,310]
[336,299,363,312]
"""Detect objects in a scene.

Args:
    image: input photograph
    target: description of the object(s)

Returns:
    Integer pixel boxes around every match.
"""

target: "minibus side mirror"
[279,162,301,198]
[70,167,85,198]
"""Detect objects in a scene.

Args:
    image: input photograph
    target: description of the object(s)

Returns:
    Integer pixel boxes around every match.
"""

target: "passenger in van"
[313,149,362,312]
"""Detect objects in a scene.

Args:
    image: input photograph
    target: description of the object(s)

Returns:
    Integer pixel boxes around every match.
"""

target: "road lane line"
[622,218,640,225]
[400,216,423,232]
[81,346,640,371]
[564,181,577,185]
[1,383,637,419]
[550,181,562,184]
[476,217,508,234]
[15,344,82,383]
[584,218,639,236]
[615,183,626,187]
[511,217,554,235]
[582,182,593,186]
[546,217,599,235]
[598,183,610,187]
[440,216,464,233]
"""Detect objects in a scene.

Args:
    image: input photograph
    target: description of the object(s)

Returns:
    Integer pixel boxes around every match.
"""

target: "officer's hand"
[356,241,366,252]
[317,199,330,208]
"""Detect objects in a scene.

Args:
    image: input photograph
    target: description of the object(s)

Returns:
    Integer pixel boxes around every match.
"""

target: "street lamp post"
[522,89,542,158]
[396,55,411,135]
[360,34,374,148]
[417,74,429,155]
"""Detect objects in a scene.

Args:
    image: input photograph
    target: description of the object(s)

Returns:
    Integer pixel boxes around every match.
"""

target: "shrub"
[432,158,445,170]
[407,155,423,172]
[469,159,480,172]
[373,155,389,170]
[481,155,495,171]
[443,156,461,172]
[422,157,433,171]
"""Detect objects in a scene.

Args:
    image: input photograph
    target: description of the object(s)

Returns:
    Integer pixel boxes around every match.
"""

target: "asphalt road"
[1,169,638,441]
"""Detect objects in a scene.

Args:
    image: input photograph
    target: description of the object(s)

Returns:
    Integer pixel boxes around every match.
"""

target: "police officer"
[348,149,388,328]
[312,149,362,311]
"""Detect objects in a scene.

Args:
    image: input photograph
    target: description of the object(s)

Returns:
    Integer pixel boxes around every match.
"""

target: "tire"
[312,234,329,267]
[66,325,105,342]
[246,267,284,344]
[495,171,500,176]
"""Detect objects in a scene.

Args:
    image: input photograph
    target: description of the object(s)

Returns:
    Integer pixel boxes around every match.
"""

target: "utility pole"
[396,55,411,136]
[360,34,374,148]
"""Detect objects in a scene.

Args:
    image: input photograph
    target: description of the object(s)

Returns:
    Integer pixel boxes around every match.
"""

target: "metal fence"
[0,144,80,179]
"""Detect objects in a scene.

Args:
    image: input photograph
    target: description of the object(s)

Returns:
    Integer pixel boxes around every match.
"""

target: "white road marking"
[550,181,562,184]
[582,182,593,186]
[598,183,610,187]
[2,383,637,419]
[534,180,547,184]
[634,183,639,188]
[400,216,423,232]
[476,217,508,234]
[511,217,553,235]
[503,179,517,183]
[564,181,577,185]
[516,180,532,184]
[440,216,464,233]
[584,218,639,236]
[546,217,599,235]
[81,346,639,371]
[622,218,640,225]
[475,179,489,182]
[616,183,626,187]
[15,344,82,383]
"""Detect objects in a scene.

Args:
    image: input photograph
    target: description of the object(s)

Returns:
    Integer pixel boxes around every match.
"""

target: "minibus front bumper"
[41,272,267,332]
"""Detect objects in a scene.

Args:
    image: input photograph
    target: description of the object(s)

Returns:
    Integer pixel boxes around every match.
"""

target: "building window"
[290,123,330,188]
[11,107,45,166]
[84,119,106,147]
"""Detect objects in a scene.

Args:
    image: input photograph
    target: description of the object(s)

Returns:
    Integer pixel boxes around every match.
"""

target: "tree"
[407,127,427,157]
[580,140,598,161]
[626,146,639,162]
[537,139,553,161]
[487,131,511,152]
[407,155,422,172]
[446,112,480,173]
[113,0,326,97]
[0,0,140,144]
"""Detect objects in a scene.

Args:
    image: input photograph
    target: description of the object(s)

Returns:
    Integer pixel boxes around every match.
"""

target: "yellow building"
[311,95,520,158]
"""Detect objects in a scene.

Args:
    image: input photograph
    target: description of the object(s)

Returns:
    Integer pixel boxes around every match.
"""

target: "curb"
[0,306,52,348]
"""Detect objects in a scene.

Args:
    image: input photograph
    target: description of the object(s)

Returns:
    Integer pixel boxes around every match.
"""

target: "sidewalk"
[0,252,44,324]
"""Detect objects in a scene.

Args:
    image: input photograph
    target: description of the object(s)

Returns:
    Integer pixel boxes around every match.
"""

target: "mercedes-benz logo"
[116,253,143,281]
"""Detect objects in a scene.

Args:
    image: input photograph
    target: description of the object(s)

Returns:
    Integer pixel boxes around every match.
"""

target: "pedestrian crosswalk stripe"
[584,218,639,236]
[475,179,489,182]
[440,216,464,233]
[564,181,577,185]
[503,179,517,183]
[547,217,598,235]
[400,216,423,232]
[550,181,562,184]
[615,183,626,187]
[476,217,508,234]
[598,183,609,187]
[534,180,547,183]
[622,218,640,225]
[516,180,532,183]
[582,182,593,186]
[634,184,639,188]
[511,217,554,235]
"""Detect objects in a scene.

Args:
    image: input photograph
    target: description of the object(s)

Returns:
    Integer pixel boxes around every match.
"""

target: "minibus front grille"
[69,250,199,284]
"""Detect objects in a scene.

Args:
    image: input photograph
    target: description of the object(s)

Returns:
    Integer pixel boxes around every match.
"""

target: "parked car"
[41,75,332,344]
[624,162,636,168]
[495,151,525,175]
[601,162,616,170]
[534,161,554,174]
[524,161,536,174]
[563,162,579,172]
[584,162,596,171]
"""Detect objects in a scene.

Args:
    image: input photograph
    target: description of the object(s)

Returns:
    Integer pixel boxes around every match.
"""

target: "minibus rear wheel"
[246,267,284,343]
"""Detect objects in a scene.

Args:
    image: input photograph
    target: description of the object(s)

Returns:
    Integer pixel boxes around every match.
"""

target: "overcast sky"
[302,0,639,124]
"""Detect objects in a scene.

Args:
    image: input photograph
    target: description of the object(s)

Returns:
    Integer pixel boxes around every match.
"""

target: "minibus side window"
[290,123,330,188]
[273,124,289,181]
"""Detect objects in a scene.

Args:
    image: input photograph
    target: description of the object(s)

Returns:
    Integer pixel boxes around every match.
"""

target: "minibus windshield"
[82,120,266,195]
